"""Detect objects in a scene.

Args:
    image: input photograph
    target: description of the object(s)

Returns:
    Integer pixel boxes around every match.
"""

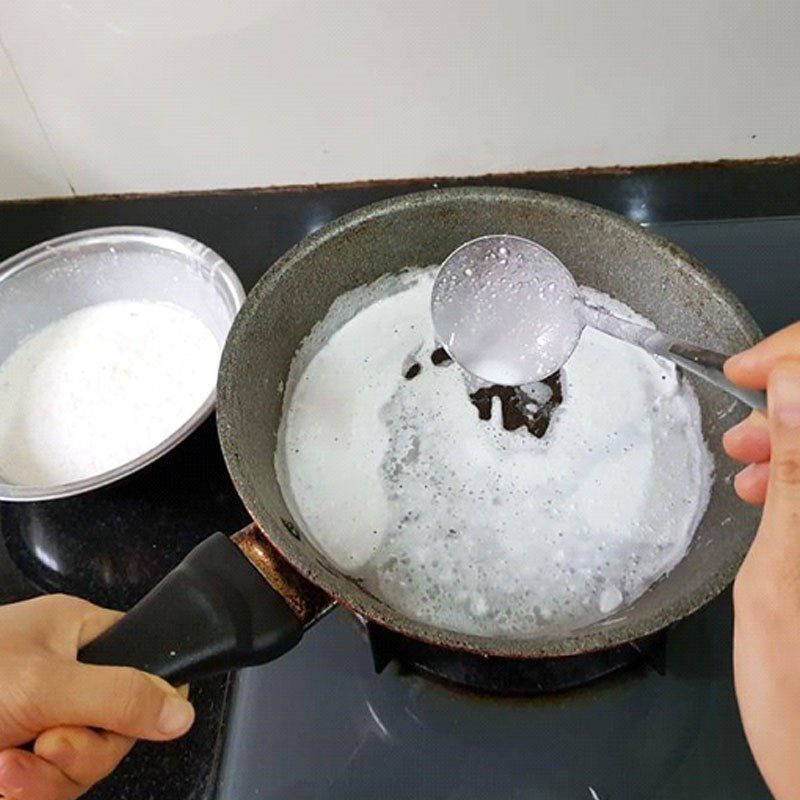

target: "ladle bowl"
[432,234,765,410]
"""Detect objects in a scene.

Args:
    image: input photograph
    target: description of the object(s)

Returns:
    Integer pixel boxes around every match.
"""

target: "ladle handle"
[78,533,303,684]
[661,340,766,411]
[580,304,766,411]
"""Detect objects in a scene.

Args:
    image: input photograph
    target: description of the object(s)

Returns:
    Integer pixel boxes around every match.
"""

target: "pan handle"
[78,532,304,684]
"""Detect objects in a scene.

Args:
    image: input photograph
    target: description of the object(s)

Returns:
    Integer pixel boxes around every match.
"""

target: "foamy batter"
[0,300,220,486]
[277,269,713,636]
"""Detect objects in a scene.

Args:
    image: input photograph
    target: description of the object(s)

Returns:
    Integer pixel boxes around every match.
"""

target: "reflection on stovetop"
[216,595,767,800]
[0,417,249,609]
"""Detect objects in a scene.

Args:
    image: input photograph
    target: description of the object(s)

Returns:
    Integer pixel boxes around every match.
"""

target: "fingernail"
[735,463,758,486]
[724,411,767,443]
[43,736,76,771]
[722,420,744,443]
[0,754,26,794]
[157,695,195,736]
[769,368,800,427]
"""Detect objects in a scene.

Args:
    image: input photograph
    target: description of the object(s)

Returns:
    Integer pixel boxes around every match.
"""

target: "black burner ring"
[365,621,667,696]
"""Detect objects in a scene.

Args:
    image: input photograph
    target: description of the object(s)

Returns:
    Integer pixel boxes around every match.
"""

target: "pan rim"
[218,186,761,658]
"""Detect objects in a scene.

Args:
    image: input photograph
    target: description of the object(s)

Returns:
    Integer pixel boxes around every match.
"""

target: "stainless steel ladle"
[431,235,765,410]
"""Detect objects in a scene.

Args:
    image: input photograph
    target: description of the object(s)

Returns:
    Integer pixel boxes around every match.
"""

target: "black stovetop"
[0,164,797,799]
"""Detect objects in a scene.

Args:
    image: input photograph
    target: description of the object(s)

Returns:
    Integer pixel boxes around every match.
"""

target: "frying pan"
[79,187,763,683]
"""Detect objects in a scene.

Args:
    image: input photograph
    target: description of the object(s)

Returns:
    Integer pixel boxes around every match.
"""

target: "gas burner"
[364,621,667,695]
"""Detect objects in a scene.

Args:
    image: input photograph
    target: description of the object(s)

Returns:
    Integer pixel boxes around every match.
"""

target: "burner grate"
[365,622,668,695]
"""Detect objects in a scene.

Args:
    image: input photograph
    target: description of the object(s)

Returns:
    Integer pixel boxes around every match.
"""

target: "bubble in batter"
[277,268,713,637]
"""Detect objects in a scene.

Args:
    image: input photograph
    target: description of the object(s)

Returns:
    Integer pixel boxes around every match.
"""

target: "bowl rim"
[0,225,246,502]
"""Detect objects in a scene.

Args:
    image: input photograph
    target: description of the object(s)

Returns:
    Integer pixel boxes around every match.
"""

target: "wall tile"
[0,1,798,198]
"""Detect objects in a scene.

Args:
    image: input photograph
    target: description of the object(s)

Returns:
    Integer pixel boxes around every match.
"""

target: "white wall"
[0,44,72,198]
[0,0,798,201]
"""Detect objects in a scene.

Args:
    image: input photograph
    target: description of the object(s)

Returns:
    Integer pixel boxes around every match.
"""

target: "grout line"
[0,35,77,196]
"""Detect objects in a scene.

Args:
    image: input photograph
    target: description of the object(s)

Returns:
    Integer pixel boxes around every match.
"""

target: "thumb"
[49,662,195,741]
[761,360,800,556]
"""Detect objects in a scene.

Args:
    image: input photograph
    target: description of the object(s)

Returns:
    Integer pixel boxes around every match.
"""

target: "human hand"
[724,329,800,800]
[0,594,194,800]
[723,323,800,503]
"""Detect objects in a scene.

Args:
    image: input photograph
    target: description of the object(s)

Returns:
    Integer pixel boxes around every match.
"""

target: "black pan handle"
[78,532,303,684]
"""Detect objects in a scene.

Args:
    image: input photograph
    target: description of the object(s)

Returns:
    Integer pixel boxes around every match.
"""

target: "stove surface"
[216,215,800,800]
[218,598,757,800]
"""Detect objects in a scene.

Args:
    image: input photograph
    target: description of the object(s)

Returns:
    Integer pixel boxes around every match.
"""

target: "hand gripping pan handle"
[78,529,327,684]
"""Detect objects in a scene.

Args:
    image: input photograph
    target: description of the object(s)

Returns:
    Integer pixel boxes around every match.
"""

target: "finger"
[1,595,99,646]
[0,748,82,800]
[733,462,769,505]
[723,411,771,464]
[76,607,123,650]
[725,323,800,389]
[760,360,800,556]
[10,595,123,656]
[34,726,134,788]
[45,662,194,741]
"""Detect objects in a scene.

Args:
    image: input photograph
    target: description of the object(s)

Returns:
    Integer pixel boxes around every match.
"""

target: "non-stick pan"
[79,187,762,683]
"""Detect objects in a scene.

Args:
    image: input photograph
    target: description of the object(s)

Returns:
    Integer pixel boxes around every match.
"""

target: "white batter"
[277,268,713,636]
[0,300,220,486]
